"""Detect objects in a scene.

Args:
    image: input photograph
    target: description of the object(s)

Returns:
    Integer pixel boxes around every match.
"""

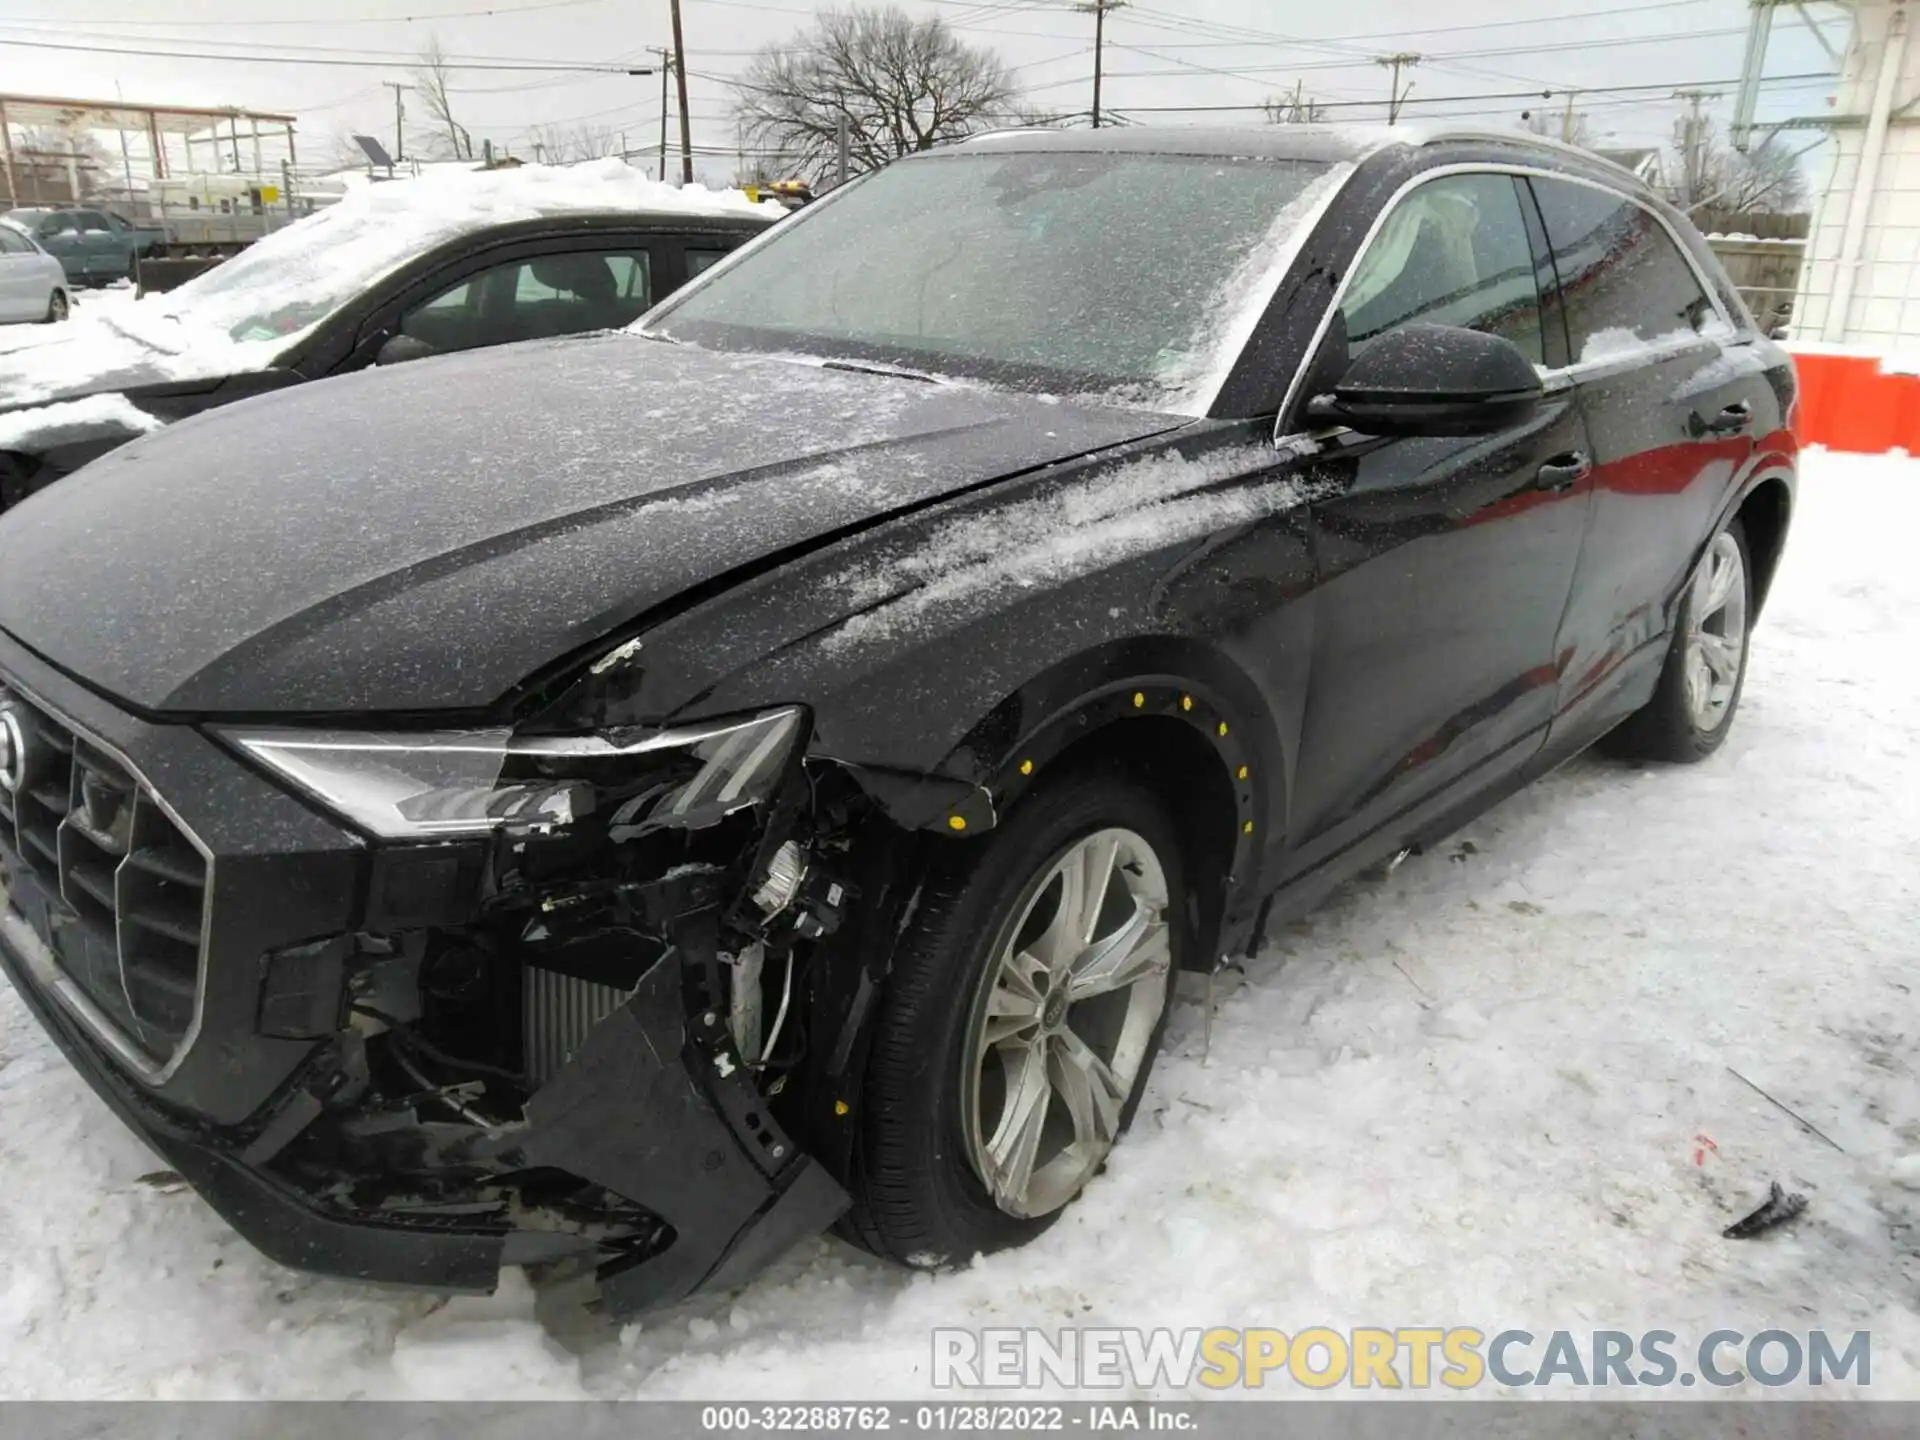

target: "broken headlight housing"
[219,707,804,840]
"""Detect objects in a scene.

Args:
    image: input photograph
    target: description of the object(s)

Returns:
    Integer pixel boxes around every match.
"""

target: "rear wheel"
[843,769,1185,1265]
[43,289,68,324]
[1601,518,1752,762]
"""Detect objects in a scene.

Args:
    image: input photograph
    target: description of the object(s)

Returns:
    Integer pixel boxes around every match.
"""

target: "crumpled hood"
[0,332,1179,714]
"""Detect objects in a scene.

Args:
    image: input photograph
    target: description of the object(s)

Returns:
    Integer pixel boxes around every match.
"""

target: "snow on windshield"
[654,152,1351,416]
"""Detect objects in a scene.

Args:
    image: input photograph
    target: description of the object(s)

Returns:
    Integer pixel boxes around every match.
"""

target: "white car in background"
[0,219,70,324]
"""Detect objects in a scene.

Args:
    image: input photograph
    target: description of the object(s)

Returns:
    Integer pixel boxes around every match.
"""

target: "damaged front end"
[213,702,871,1314]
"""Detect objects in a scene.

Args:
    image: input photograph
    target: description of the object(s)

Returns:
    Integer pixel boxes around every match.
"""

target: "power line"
[1111,72,1839,115]
[0,31,652,72]
[0,0,614,26]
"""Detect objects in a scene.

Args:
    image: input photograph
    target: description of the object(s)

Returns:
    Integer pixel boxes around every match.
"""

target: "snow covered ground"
[0,447,1915,1400]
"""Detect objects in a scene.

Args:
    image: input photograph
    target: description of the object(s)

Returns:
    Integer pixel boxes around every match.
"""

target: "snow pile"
[0,449,1916,1397]
[0,160,785,409]
[0,392,160,450]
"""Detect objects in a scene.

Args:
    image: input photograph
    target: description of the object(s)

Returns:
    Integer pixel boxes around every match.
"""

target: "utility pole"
[654,47,672,183]
[836,113,850,187]
[668,0,694,184]
[1075,1,1127,130]
[1561,86,1579,144]
[1376,52,1420,125]
[382,81,410,163]
[1674,88,1720,206]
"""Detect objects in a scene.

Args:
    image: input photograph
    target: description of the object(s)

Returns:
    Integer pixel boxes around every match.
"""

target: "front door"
[1285,171,1594,870]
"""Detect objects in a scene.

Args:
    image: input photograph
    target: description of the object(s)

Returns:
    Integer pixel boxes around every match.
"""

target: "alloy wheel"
[1684,530,1748,733]
[961,828,1172,1220]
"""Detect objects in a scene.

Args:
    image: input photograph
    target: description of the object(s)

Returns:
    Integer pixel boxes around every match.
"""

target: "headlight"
[219,707,804,840]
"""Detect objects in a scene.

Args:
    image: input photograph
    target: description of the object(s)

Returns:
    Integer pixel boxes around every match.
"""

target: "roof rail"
[1410,124,1648,183]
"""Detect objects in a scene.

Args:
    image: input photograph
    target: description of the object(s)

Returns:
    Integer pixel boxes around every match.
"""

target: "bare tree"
[569,124,623,161]
[733,5,1021,185]
[1721,135,1810,214]
[8,125,111,201]
[1265,82,1327,124]
[1666,111,1807,214]
[526,124,574,165]
[413,34,474,160]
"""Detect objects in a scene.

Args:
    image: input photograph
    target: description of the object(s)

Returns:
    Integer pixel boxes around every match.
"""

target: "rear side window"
[1341,172,1545,365]
[0,228,28,256]
[1529,177,1721,365]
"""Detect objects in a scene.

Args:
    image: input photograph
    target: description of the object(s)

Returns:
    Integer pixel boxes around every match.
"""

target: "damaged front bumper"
[0,638,850,1315]
[0,892,849,1311]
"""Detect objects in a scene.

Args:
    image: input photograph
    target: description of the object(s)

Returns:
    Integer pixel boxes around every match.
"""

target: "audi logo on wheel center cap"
[0,706,25,796]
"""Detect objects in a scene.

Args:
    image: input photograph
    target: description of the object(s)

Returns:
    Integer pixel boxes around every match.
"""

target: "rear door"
[1526,175,1766,724]
[1285,170,1595,868]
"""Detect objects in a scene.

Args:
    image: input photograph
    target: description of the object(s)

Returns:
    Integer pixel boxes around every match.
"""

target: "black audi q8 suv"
[0,125,1795,1316]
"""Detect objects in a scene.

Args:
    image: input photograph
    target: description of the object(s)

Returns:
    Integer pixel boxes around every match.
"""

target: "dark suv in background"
[0,126,1793,1316]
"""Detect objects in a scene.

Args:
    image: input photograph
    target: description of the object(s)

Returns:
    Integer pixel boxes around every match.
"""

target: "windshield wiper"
[818,359,948,386]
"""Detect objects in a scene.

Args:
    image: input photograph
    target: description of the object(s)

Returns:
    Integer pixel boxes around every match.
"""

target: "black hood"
[0,332,1180,714]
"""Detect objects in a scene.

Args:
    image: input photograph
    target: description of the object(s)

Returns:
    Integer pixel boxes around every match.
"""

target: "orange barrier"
[1788,348,1920,453]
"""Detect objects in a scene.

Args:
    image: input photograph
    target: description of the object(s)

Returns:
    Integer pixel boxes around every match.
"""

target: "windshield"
[649,150,1339,412]
[152,205,431,346]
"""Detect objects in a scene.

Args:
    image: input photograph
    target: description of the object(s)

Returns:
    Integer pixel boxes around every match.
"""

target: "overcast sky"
[0,0,1849,180]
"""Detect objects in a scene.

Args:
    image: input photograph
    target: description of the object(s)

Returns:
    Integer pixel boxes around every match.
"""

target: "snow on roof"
[0,159,787,410]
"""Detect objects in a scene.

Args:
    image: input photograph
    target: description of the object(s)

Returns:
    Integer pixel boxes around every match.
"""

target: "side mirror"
[1306,323,1543,438]
[376,333,438,367]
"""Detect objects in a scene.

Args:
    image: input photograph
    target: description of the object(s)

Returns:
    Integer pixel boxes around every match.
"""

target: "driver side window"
[1341,173,1546,366]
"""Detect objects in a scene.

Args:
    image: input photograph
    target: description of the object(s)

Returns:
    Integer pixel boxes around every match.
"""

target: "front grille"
[0,687,208,1065]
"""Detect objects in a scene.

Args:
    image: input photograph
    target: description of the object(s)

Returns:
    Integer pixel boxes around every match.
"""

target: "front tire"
[43,289,68,324]
[1601,518,1753,763]
[843,768,1186,1266]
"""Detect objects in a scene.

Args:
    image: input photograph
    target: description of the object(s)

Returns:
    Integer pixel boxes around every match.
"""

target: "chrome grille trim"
[0,677,213,1085]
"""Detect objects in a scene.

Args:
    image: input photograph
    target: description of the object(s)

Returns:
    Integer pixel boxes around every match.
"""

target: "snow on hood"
[0,160,787,411]
[0,392,161,451]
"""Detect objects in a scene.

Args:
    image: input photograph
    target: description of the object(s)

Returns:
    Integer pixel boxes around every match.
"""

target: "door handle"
[1694,401,1754,438]
[1534,451,1592,492]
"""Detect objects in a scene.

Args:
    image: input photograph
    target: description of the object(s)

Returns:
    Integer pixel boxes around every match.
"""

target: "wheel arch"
[822,636,1290,967]
[1733,472,1792,618]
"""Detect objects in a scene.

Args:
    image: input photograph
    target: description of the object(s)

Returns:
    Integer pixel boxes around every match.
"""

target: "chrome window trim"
[0,674,214,1087]
[1272,161,1738,446]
